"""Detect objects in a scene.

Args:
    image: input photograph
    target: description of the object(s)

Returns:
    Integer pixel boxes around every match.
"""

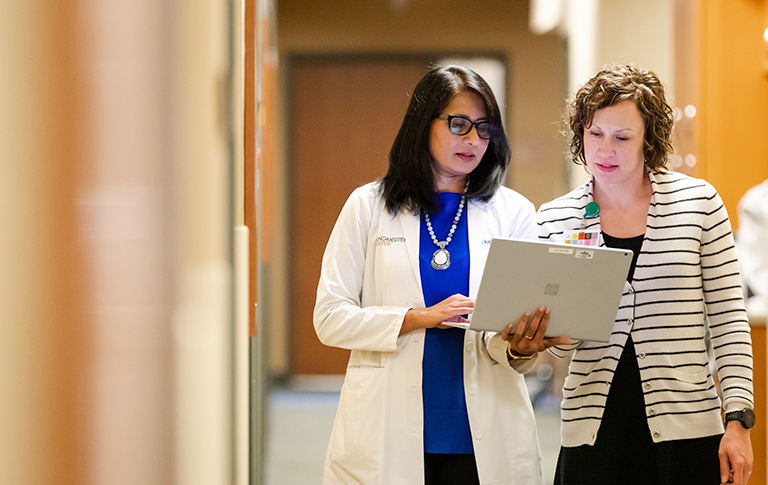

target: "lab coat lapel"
[399,210,423,292]
[467,198,493,299]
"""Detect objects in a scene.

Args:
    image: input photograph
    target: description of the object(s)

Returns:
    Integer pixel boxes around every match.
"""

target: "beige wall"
[599,0,675,89]
[567,0,677,188]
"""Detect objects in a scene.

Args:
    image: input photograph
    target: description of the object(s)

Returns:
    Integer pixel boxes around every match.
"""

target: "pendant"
[431,247,450,270]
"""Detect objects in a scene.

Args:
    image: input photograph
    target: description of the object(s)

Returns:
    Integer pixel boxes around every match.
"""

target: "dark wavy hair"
[380,65,510,215]
[567,64,674,172]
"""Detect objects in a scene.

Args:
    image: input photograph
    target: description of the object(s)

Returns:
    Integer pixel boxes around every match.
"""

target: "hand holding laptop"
[402,294,474,334]
[500,305,573,357]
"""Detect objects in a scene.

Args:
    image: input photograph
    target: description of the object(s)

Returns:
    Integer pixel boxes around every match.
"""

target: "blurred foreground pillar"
[0,2,90,483]
[0,1,239,484]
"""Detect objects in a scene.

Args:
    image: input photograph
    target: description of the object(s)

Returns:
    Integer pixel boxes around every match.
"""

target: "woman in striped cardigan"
[537,65,754,485]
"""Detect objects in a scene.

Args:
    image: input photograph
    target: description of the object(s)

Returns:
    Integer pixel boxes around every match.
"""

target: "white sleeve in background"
[735,178,768,316]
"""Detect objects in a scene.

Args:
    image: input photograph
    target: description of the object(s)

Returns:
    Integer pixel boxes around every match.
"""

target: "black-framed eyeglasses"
[437,114,492,140]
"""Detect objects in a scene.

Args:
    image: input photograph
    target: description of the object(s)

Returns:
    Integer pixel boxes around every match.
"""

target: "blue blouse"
[419,192,473,454]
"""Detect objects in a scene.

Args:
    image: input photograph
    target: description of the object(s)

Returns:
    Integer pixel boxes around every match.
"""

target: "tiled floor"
[266,373,563,485]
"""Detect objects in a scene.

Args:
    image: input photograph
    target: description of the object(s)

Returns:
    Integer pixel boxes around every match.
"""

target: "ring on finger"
[524,334,533,340]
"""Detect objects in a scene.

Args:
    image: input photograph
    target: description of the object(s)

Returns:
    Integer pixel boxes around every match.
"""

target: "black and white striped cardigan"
[536,171,753,447]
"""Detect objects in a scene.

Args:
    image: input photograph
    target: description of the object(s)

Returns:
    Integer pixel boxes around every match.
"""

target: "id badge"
[564,229,600,246]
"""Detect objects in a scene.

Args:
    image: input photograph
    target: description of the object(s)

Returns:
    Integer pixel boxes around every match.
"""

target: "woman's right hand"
[400,294,474,335]
[501,306,572,356]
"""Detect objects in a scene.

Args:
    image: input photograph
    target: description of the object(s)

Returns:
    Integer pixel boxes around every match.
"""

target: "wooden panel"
[289,57,429,375]
[691,1,768,478]
[750,322,766,484]
[252,6,279,338]
[245,0,257,336]
[697,0,768,231]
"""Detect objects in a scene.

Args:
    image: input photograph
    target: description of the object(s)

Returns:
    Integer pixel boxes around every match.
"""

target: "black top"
[600,232,646,441]
[602,232,644,282]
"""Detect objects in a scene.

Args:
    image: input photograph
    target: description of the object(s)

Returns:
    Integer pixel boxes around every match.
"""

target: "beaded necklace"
[423,180,468,270]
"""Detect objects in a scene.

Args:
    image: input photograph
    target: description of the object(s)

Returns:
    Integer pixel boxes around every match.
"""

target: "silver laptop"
[468,238,632,342]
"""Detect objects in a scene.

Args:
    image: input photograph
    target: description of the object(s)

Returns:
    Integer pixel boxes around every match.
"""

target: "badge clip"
[579,201,600,229]
[569,202,601,246]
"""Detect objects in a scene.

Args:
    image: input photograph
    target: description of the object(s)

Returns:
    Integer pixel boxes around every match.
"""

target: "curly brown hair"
[567,64,674,172]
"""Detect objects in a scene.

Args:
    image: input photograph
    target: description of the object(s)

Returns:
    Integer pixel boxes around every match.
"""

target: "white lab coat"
[314,182,545,485]
[736,178,768,316]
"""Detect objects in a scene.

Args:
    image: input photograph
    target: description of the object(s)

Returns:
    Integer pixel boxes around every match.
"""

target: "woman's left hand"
[719,421,753,484]
[500,306,572,356]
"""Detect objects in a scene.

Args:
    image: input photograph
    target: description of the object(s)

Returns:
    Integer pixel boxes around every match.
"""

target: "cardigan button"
[627,318,634,325]
[644,383,651,390]
[465,341,474,352]
[649,408,656,416]
[638,352,646,359]
[467,386,476,396]
[653,431,660,439]
[474,431,484,440]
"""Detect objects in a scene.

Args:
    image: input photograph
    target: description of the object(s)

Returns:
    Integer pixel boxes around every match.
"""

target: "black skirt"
[553,337,722,485]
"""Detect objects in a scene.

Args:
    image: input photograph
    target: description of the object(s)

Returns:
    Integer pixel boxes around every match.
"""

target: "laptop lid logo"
[545,283,559,296]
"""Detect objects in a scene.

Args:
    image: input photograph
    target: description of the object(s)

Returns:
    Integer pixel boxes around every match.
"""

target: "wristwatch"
[725,408,756,430]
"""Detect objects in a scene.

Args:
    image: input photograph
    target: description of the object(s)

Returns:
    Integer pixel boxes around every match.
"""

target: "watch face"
[726,408,757,429]
[743,408,756,429]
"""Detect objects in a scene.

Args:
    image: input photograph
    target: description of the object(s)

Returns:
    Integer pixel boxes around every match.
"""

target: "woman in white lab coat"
[314,65,570,485]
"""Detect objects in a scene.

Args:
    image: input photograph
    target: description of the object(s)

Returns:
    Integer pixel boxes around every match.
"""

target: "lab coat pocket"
[329,366,385,453]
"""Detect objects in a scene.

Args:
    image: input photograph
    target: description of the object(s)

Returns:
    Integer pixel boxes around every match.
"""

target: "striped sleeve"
[699,189,754,411]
